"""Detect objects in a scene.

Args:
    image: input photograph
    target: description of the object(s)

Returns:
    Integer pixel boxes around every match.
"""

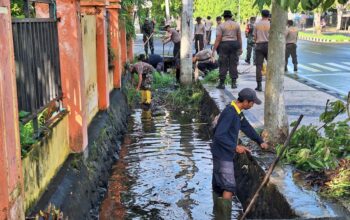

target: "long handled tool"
[240,114,304,220]
[143,32,154,46]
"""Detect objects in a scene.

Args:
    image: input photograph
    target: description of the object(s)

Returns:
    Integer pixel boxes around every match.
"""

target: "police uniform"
[142,19,155,56]
[285,26,298,72]
[194,49,218,74]
[205,18,213,45]
[194,19,206,53]
[215,11,241,89]
[253,17,270,91]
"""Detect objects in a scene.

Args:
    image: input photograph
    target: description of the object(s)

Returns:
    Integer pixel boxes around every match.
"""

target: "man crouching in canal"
[211,88,268,219]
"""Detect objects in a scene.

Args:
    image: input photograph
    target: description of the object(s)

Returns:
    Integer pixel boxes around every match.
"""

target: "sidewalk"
[202,60,348,128]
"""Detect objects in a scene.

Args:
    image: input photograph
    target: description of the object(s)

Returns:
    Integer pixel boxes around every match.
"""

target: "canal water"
[99,108,242,219]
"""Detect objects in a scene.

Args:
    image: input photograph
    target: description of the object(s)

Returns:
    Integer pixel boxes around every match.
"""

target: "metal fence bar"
[12,20,62,114]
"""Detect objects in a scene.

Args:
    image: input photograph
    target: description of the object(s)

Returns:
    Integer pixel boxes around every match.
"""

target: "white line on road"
[309,51,322,55]
[302,73,350,77]
[298,64,321,72]
[326,63,350,70]
[310,63,339,72]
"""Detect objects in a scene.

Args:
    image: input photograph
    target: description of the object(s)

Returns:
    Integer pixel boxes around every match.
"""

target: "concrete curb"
[299,35,350,43]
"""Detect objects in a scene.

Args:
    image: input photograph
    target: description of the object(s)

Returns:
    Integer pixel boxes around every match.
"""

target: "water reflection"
[99,108,241,219]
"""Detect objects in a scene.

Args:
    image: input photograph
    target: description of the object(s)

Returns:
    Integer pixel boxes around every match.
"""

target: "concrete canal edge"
[199,83,350,219]
[30,90,130,219]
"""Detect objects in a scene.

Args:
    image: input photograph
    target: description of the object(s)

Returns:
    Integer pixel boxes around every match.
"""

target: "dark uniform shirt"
[211,103,263,161]
[142,20,154,35]
[147,54,163,68]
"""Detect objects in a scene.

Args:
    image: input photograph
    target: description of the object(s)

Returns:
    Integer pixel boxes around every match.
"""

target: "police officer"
[245,17,256,65]
[212,10,242,89]
[194,17,206,53]
[193,49,218,74]
[163,24,181,81]
[253,10,270,92]
[285,20,298,72]
[205,16,213,45]
[142,18,155,56]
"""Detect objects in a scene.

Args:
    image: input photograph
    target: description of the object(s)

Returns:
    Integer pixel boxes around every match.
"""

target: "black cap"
[238,88,262,105]
[222,10,233,18]
[164,24,170,28]
[261,9,270,18]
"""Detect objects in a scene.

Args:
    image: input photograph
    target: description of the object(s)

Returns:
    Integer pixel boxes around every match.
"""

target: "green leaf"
[322,0,336,11]
[290,0,300,12]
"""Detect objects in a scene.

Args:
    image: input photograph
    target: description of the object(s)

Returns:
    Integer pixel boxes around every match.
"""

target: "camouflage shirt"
[132,62,155,89]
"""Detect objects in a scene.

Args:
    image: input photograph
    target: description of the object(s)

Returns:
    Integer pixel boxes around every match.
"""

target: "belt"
[256,42,268,44]
[286,42,296,45]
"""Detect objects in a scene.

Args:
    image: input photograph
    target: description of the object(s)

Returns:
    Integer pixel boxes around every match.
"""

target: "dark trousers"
[218,41,239,81]
[245,43,256,64]
[173,42,181,82]
[195,34,204,53]
[285,43,297,68]
[143,34,154,55]
[198,61,218,74]
[206,30,212,44]
[255,42,268,82]
[173,42,180,58]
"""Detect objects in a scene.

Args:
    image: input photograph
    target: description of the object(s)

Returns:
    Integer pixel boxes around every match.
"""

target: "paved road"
[285,40,350,97]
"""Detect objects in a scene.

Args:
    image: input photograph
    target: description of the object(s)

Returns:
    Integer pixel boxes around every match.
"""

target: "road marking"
[298,64,321,72]
[326,63,350,70]
[309,63,339,72]
[302,73,350,77]
[309,51,322,55]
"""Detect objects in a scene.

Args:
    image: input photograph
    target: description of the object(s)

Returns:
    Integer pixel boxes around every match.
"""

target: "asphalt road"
[285,40,350,97]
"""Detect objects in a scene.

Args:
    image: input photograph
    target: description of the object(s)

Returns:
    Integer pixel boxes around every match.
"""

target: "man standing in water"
[211,88,268,218]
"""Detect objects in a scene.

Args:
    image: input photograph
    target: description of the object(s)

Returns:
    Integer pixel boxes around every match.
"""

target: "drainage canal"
[99,108,242,219]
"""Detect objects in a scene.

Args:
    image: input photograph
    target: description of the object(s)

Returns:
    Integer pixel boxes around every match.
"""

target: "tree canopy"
[194,0,260,23]
[254,0,349,12]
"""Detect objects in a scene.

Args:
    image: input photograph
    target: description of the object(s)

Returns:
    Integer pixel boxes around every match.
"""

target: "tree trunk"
[314,12,322,34]
[336,3,347,30]
[180,0,193,85]
[165,0,171,22]
[264,0,288,145]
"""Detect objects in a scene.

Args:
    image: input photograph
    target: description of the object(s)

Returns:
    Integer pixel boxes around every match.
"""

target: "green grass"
[166,84,204,113]
[152,72,175,89]
[299,32,350,42]
[202,70,230,85]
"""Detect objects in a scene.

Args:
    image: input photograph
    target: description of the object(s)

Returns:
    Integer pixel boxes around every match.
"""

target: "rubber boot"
[231,79,237,89]
[216,79,225,89]
[255,82,262,92]
[214,197,232,220]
